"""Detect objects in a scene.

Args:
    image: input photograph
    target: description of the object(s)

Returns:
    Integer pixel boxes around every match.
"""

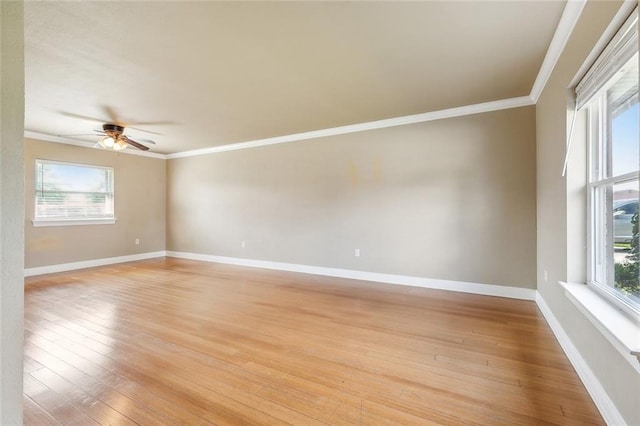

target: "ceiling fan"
[57,106,174,151]
[59,123,157,151]
[95,123,155,151]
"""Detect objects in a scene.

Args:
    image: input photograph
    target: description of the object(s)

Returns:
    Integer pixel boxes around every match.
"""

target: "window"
[34,160,115,225]
[581,9,639,316]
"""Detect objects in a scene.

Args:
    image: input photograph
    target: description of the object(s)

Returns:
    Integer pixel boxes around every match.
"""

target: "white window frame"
[33,159,116,227]
[586,93,640,320]
[578,6,640,321]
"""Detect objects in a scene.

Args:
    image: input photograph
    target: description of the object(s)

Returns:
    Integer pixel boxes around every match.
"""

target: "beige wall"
[1,1,25,422]
[168,106,537,288]
[536,1,640,424]
[24,138,166,268]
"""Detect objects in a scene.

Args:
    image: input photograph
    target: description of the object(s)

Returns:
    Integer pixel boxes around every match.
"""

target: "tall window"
[35,160,114,222]
[580,9,639,315]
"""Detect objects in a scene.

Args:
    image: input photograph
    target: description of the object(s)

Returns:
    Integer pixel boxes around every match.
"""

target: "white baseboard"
[535,292,626,426]
[23,251,167,277]
[166,251,536,301]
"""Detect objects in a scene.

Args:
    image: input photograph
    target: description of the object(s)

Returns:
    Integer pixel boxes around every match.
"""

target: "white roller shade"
[575,7,638,110]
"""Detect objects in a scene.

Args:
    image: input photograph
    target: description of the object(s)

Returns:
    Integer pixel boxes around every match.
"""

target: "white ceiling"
[24,1,566,155]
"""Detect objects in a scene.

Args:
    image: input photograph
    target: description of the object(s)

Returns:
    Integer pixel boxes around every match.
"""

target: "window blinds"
[575,7,638,110]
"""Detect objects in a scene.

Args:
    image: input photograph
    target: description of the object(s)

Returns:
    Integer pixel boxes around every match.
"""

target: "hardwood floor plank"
[23,258,604,425]
[23,355,45,375]
[30,367,138,426]
[23,396,61,426]
[23,375,101,426]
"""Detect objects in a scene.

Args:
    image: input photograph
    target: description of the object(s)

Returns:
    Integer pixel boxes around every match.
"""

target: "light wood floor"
[24,257,603,425]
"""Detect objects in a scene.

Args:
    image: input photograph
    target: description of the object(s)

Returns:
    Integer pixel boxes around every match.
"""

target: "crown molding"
[28,96,535,161]
[24,131,168,159]
[167,96,534,159]
[530,0,587,103]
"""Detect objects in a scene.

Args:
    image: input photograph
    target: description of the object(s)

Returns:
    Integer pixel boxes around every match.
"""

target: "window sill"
[32,218,117,227]
[560,281,640,373]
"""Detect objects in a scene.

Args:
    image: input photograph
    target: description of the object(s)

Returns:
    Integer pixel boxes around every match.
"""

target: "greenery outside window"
[34,159,115,225]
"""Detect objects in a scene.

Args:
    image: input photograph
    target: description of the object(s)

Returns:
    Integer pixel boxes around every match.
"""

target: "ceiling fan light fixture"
[100,136,115,148]
[98,135,129,151]
[113,139,128,151]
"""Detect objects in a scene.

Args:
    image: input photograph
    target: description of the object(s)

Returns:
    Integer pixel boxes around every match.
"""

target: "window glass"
[613,180,640,302]
[611,89,640,176]
[35,160,114,220]
[613,200,638,215]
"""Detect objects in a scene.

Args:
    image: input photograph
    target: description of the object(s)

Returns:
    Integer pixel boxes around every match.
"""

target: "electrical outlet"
[355,248,360,257]
[135,238,140,245]
[241,241,246,248]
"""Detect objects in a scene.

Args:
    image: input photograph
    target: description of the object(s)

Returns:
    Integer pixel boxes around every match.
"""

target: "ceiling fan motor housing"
[103,123,125,134]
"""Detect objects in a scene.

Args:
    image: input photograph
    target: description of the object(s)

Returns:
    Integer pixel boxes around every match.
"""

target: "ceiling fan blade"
[101,106,171,127]
[135,137,156,144]
[59,111,107,123]
[127,126,163,136]
[102,105,123,125]
[122,136,150,151]
[56,133,102,137]
[125,120,177,126]
[60,108,169,136]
